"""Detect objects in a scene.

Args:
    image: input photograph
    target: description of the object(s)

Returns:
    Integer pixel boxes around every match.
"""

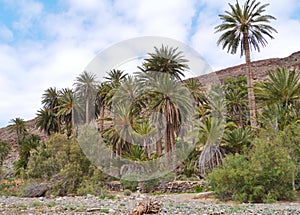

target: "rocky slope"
[0,119,48,178]
[198,51,300,87]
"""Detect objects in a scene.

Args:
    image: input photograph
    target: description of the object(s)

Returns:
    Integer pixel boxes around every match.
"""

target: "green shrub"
[24,134,107,196]
[120,174,139,192]
[124,189,132,196]
[77,169,107,196]
[139,177,160,193]
[194,185,203,193]
[208,139,296,203]
[0,141,10,165]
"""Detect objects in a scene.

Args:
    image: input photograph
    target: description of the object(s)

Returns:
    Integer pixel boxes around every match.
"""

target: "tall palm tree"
[74,71,98,124]
[9,117,27,154]
[139,45,190,81]
[143,72,193,154]
[95,82,112,132]
[137,45,191,158]
[215,0,277,127]
[41,87,61,133]
[57,88,77,137]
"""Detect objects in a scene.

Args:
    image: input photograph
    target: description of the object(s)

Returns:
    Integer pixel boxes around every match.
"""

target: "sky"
[1,0,300,127]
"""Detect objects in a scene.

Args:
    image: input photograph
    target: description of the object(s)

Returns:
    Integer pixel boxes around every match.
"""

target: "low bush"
[120,174,139,192]
[24,134,108,196]
[208,139,296,203]
[124,189,132,196]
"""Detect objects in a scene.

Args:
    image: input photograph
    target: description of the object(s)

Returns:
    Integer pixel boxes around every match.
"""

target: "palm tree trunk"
[156,138,162,156]
[85,97,89,124]
[71,106,75,138]
[16,130,21,155]
[170,125,176,152]
[244,31,257,128]
[116,141,122,157]
[165,125,171,153]
[99,105,105,133]
[170,125,177,169]
[57,116,61,134]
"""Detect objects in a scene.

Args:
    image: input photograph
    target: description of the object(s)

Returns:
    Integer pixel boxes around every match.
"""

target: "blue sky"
[1,0,300,127]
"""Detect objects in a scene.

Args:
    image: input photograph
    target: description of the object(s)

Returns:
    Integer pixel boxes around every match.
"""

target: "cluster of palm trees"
[35,87,75,137]
[11,0,300,177]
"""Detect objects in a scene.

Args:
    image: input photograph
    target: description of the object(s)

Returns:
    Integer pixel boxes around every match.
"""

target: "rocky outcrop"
[0,118,48,178]
[0,118,48,147]
[197,51,300,87]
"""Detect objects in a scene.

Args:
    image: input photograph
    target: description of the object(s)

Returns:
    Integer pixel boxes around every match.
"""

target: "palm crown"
[215,0,277,56]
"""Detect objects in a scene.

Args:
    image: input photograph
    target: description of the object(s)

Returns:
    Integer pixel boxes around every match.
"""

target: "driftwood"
[132,198,161,215]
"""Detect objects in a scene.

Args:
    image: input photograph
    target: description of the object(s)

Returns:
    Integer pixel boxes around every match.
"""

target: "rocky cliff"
[197,51,300,86]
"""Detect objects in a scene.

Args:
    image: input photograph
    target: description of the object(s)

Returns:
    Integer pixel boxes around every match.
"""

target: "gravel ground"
[0,193,299,215]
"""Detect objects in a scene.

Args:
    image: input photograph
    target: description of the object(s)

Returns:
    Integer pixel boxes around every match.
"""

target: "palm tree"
[139,45,190,81]
[41,87,61,133]
[223,127,253,154]
[74,71,98,124]
[184,79,207,108]
[143,72,193,154]
[96,70,128,135]
[196,84,227,176]
[103,101,138,157]
[9,117,27,154]
[36,108,58,135]
[137,45,191,158]
[95,82,112,132]
[224,76,248,127]
[255,68,300,108]
[103,69,128,107]
[255,68,300,131]
[104,69,127,87]
[0,141,10,166]
[57,88,77,137]
[215,0,277,127]
[134,121,156,158]
[196,116,225,176]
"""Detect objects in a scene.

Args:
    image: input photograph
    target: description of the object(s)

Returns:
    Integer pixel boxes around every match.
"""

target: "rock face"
[0,118,48,178]
[0,118,48,146]
[197,51,300,87]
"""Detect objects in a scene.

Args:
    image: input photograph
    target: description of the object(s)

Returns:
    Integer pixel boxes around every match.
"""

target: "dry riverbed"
[0,193,299,214]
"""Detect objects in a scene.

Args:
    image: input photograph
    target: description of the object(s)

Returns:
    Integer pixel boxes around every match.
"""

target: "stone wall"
[136,180,206,193]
